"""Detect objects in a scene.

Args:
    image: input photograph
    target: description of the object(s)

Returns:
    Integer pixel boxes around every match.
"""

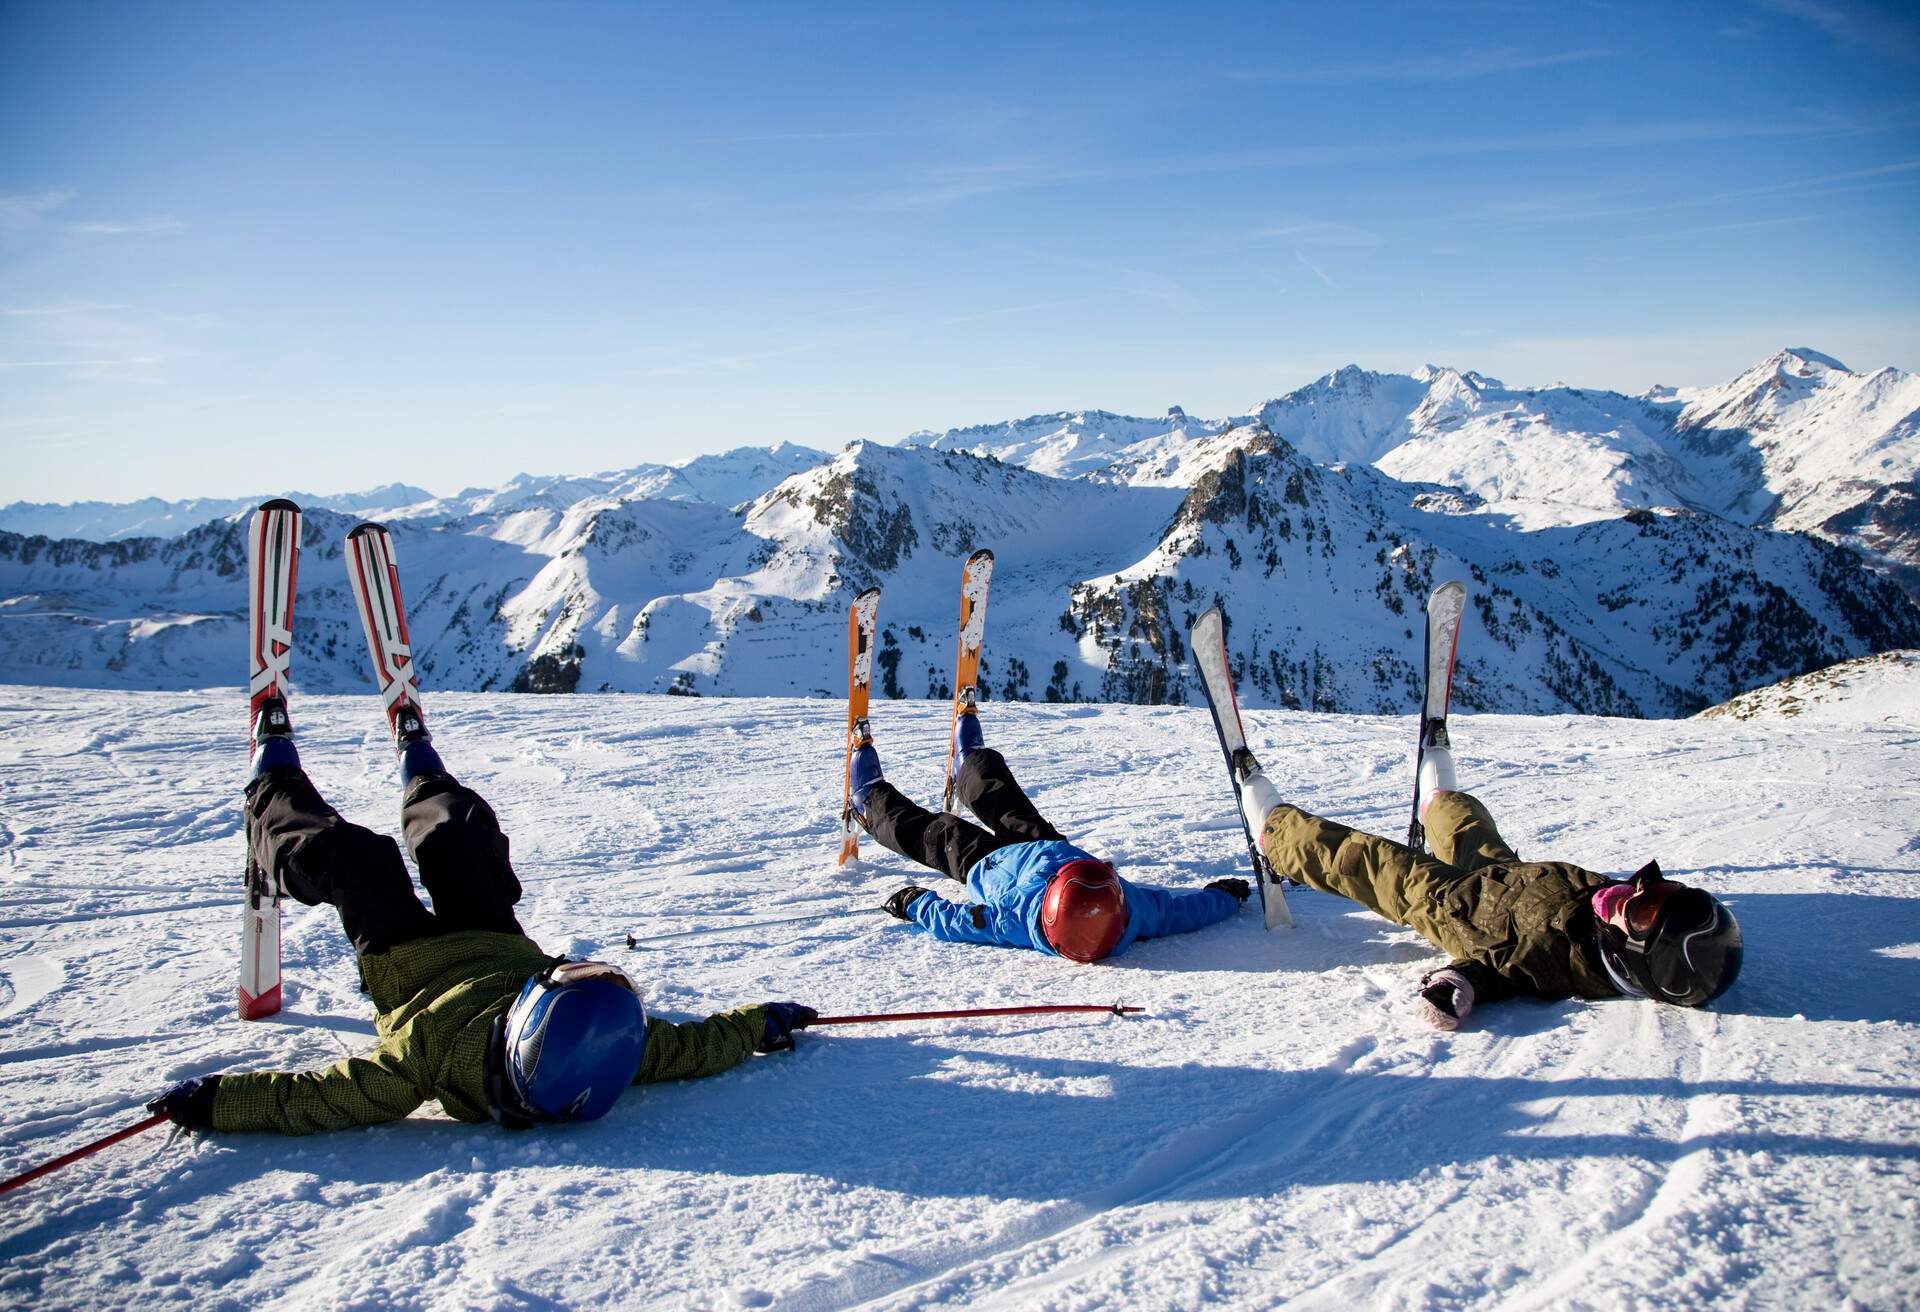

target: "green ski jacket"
[212,930,766,1134]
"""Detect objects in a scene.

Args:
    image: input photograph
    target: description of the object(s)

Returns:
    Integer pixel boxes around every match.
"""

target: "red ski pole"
[0,1112,170,1200]
[810,1002,1143,1026]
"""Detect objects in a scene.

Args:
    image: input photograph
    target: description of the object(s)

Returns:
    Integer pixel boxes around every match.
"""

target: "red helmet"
[1040,859,1127,962]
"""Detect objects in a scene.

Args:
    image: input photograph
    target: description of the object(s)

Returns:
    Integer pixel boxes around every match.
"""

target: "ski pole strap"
[0,1112,169,1199]
[810,1002,1143,1026]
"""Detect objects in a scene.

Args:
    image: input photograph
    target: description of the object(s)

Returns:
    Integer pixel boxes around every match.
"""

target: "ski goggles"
[1610,861,1677,940]
[540,958,640,994]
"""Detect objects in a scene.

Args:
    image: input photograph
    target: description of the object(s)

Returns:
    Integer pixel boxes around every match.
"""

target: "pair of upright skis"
[240,501,428,1019]
[838,548,995,865]
[1189,581,1467,933]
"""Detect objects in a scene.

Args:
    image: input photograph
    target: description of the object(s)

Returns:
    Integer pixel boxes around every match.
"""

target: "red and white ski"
[1407,581,1467,852]
[1191,606,1291,930]
[240,498,301,1020]
[344,522,427,746]
[942,548,994,813]
[839,588,882,866]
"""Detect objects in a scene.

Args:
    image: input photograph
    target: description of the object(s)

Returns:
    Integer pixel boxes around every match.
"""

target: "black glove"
[147,1075,222,1130]
[1206,877,1252,904]
[758,1002,818,1053]
[884,886,930,920]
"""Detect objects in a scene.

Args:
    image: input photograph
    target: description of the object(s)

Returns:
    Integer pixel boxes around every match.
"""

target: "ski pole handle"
[811,1002,1143,1026]
[0,1112,169,1199]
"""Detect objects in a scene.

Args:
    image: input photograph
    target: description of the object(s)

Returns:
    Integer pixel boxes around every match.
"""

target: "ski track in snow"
[0,688,1916,1311]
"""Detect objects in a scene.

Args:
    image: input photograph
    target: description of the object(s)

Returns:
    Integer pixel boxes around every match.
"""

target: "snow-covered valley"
[0,689,1914,1310]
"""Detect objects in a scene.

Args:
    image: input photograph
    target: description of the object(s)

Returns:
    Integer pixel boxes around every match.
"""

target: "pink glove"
[1417,968,1475,1031]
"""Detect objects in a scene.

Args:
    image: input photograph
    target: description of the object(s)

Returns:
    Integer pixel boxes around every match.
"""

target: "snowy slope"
[1663,349,1920,532]
[904,407,1229,481]
[1695,648,1920,723]
[378,441,831,522]
[0,690,1914,1310]
[0,484,433,543]
[1243,363,1437,466]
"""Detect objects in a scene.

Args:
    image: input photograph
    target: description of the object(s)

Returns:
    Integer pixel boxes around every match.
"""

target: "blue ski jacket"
[905,838,1239,958]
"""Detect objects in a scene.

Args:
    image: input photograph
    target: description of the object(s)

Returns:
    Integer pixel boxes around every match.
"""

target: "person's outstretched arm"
[1123,881,1241,940]
[197,1032,435,1134]
[634,1006,771,1084]
[886,886,1036,950]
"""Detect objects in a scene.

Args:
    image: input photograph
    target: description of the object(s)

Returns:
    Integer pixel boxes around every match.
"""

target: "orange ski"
[943,549,995,812]
[839,588,882,865]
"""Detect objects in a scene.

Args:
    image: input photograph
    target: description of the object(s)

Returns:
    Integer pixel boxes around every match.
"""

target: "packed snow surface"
[0,689,1916,1310]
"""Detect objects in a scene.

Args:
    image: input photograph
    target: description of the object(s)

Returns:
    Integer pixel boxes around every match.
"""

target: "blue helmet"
[485,960,647,1128]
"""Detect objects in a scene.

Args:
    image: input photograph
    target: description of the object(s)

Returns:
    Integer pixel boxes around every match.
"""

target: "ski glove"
[148,1075,222,1130]
[884,886,931,920]
[1417,969,1475,1032]
[758,1002,818,1053]
[1206,878,1252,904]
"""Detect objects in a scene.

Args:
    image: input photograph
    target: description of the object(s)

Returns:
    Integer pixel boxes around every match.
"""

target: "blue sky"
[3,0,1917,503]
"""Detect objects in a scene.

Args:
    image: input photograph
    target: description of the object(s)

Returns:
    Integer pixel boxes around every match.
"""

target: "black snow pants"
[861,748,1067,883]
[245,767,523,957]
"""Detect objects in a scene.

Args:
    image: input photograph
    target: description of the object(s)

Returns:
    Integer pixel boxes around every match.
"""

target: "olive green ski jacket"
[1260,791,1621,1005]
[212,930,767,1134]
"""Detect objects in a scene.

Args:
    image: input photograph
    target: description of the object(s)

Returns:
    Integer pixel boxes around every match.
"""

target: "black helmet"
[1596,862,1743,1007]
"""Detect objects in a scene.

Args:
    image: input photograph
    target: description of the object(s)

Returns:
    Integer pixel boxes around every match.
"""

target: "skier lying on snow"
[1233,732,1743,1029]
[850,693,1248,961]
[148,693,816,1135]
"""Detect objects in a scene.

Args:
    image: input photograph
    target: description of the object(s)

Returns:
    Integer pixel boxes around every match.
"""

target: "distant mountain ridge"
[0,483,435,542]
[2,349,1917,715]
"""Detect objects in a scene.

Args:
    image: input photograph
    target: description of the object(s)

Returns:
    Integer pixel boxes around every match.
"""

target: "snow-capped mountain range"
[2,349,1916,715]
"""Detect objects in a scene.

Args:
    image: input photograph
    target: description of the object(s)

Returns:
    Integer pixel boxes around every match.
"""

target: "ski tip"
[966,547,994,564]
[256,498,301,514]
[347,521,389,539]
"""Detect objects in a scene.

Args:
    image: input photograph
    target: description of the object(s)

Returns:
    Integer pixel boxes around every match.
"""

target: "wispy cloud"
[1435,158,1920,230]
[1294,248,1336,289]
[1756,0,1920,61]
[863,115,1860,211]
[0,189,75,234]
[66,217,187,236]
[1226,47,1616,84]
[0,356,168,369]
[623,298,1092,380]
[0,302,132,317]
[699,129,914,145]
[1241,220,1382,248]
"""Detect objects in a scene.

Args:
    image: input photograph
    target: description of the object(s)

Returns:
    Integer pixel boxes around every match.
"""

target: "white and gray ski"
[1407,581,1467,851]
[1191,606,1291,930]
[241,498,301,1020]
[344,522,428,748]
